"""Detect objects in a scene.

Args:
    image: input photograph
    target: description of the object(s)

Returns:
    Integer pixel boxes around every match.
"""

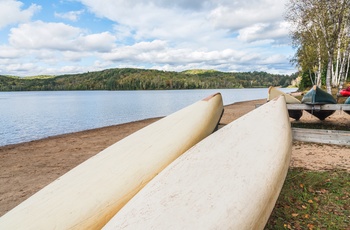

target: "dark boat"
[345,97,350,115]
[301,85,337,120]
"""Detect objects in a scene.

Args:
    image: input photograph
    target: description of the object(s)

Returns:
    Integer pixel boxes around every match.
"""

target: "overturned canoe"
[0,93,224,230]
[339,86,350,96]
[103,96,292,230]
[301,85,337,120]
[345,97,350,115]
[268,86,303,120]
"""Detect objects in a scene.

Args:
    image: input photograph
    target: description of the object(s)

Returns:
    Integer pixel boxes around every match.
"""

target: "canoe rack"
[286,104,350,112]
[255,103,349,145]
[256,103,350,112]
[287,104,349,145]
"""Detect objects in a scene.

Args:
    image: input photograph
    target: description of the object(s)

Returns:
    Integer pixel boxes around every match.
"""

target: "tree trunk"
[338,50,348,92]
[333,40,341,87]
[326,54,333,94]
[346,51,350,81]
[316,40,322,86]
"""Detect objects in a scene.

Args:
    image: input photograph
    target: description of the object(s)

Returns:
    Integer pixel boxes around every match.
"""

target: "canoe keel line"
[0,93,224,229]
[103,96,293,230]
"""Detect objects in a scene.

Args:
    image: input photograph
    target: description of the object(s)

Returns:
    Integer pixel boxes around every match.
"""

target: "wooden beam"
[257,103,350,111]
[287,104,350,111]
[292,128,350,146]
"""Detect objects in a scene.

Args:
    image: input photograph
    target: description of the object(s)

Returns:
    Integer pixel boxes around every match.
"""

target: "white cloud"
[102,40,167,62]
[0,45,24,58]
[208,0,285,30]
[80,0,289,45]
[259,54,288,65]
[101,40,282,72]
[238,22,290,43]
[9,21,81,50]
[55,10,85,22]
[3,62,37,73]
[80,0,214,43]
[0,0,41,29]
[9,21,116,52]
[207,0,290,44]
[77,32,116,52]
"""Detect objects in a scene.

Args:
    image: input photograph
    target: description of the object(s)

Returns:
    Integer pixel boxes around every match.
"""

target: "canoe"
[0,93,224,230]
[103,96,292,230]
[268,86,303,120]
[339,86,350,96]
[301,85,337,120]
[345,97,350,115]
[339,90,350,96]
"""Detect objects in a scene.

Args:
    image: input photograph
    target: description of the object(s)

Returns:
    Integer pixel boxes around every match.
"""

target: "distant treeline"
[0,68,297,91]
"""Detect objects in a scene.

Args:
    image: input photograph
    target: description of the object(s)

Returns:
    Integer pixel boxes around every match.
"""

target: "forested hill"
[0,68,297,91]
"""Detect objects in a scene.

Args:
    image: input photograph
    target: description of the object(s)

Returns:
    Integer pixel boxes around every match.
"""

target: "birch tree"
[286,0,350,93]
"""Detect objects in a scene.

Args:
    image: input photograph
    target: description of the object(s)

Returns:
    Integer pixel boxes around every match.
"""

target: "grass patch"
[266,168,350,230]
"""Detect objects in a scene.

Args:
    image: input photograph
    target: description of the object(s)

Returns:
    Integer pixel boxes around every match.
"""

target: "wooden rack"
[286,104,350,111]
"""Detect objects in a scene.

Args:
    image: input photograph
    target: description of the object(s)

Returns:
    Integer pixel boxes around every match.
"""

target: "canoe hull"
[304,110,336,120]
[339,87,350,96]
[287,109,303,121]
[301,86,336,120]
[103,96,292,230]
[0,94,224,230]
[268,86,302,120]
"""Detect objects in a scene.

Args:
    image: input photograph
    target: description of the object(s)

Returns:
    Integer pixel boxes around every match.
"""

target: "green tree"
[286,0,350,92]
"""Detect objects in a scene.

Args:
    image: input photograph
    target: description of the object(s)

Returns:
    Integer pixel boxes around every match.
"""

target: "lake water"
[0,88,296,146]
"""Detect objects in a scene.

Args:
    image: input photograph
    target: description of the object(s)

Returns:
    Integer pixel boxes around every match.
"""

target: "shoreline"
[0,117,163,149]
[1,99,349,216]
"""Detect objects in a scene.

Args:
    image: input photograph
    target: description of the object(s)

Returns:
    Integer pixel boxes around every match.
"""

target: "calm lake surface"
[0,88,296,146]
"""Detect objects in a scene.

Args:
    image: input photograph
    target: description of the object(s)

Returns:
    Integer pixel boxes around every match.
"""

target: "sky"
[0,0,296,77]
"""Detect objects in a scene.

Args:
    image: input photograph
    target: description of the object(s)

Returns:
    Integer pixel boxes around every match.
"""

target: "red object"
[339,88,350,96]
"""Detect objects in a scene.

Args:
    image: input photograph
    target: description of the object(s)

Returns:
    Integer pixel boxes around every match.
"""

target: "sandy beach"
[1,99,349,216]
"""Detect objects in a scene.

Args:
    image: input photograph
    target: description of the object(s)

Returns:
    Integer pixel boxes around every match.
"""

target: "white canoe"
[103,96,292,230]
[0,93,224,230]
[268,86,301,104]
[268,86,302,120]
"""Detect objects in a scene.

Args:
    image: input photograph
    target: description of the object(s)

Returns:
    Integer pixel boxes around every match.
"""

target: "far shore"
[0,99,349,216]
